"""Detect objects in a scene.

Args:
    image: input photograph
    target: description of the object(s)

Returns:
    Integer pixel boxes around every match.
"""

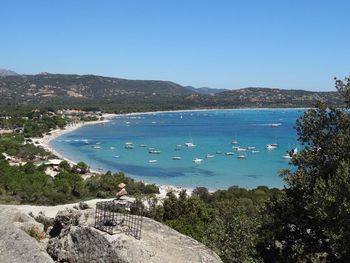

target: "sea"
[50,109,304,190]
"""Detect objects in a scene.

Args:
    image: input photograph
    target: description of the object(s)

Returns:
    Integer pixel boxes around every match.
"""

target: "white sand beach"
[32,114,115,168]
[32,112,193,199]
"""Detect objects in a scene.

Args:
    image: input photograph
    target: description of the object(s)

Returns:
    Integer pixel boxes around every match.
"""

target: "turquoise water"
[50,109,304,189]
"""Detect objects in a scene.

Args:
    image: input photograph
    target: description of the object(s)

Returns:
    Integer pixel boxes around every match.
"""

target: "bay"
[50,109,304,190]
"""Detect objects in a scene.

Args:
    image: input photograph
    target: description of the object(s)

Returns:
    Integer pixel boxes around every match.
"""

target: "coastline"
[33,112,194,198]
[33,107,299,198]
[32,115,114,170]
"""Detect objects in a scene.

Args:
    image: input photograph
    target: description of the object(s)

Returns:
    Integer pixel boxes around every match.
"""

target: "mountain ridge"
[0,72,343,111]
[0,68,18,77]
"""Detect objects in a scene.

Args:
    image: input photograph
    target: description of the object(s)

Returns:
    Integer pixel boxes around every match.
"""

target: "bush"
[26,226,46,241]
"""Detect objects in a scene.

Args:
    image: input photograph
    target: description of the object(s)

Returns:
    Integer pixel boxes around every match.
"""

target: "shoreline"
[32,115,114,172]
[33,112,195,198]
[33,107,295,197]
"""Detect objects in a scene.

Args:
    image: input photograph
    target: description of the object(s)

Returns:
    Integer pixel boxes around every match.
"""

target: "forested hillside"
[0,73,343,112]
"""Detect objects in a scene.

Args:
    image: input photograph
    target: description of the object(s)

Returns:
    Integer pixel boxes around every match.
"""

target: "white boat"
[206,154,215,158]
[172,156,182,160]
[266,144,278,150]
[282,154,292,159]
[282,148,298,159]
[113,155,120,158]
[110,146,115,150]
[237,155,246,159]
[93,145,101,149]
[193,158,203,164]
[139,144,147,147]
[247,146,256,150]
[185,142,196,148]
[232,146,239,149]
[270,123,282,127]
[125,142,133,145]
[237,148,247,152]
[125,144,134,149]
[148,160,158,163]
[225,152,235,155]
[149,150,161,154]
[231,140,239,145]
[252,150,260,153]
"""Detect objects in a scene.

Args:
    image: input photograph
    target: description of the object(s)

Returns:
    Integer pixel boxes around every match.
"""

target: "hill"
[211,87,342,107]
[184,86,228,94]
[0,68,18,77]
[0,73,343,111]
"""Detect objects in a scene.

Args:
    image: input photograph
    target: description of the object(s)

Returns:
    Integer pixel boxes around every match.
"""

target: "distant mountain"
[0,68,18,77]
[0,73,343,111]
[212,87,342,107]
[0,73,195,98]
[184,86,228,94]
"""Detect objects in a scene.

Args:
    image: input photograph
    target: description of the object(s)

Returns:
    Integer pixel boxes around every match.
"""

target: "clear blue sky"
[1,0,349,91]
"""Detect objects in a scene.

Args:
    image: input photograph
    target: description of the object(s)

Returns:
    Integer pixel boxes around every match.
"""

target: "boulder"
[0,207,53,263]
[47,208,222,263]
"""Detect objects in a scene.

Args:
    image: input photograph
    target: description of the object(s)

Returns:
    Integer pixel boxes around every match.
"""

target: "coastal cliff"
[0,206,222,263]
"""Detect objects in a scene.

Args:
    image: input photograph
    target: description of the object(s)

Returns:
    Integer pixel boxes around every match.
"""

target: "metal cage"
[94,200,143,239]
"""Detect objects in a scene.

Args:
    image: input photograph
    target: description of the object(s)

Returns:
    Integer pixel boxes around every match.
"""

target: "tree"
[58,160,71,172]
[72,161,89,174]
[259,77,350,262]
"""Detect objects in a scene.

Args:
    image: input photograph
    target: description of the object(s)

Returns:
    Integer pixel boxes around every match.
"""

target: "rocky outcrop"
[47,208,222,263]
[0,207,53,263]
[0,206,222,263]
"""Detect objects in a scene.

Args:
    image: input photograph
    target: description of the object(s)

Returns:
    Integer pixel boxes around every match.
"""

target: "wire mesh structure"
[94,199,143,239]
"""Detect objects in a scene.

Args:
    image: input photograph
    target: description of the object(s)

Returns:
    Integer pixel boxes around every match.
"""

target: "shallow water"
[50,109,304,189]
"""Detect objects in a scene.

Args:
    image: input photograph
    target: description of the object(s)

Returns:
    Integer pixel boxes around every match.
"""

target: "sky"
[1,0,349,91]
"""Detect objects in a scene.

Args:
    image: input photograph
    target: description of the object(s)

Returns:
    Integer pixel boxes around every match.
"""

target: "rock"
[48,226,120,262]
[0,207,54,263]
[0,206,222,263]
[49,208,81,238]
[47,208,222,263]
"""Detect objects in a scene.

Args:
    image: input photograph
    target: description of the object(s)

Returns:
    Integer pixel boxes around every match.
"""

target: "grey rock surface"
[47,208,223,263]
[0,206,222,263]
[0,207,54,263]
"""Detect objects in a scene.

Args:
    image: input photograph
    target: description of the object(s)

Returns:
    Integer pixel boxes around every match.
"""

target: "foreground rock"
[0,207,53,263]
[47,208,222,263]
[0,205,222,263]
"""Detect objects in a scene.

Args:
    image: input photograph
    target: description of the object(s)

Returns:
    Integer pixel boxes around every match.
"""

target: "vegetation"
[0,73,344,112]
[256,76,350,262]
[142,186,281,263]
[138,76,350,262]
[0,158,159,205]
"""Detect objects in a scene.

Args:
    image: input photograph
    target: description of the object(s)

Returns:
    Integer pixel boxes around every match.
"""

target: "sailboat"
[267,137,279,149]
[193,158,203,164]
[237,154,247,159]
[185,136,196,147]
[282,148,298,159]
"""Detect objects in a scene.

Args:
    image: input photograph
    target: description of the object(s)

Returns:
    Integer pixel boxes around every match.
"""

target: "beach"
[33,112,193,198]
[32,114,114,168]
